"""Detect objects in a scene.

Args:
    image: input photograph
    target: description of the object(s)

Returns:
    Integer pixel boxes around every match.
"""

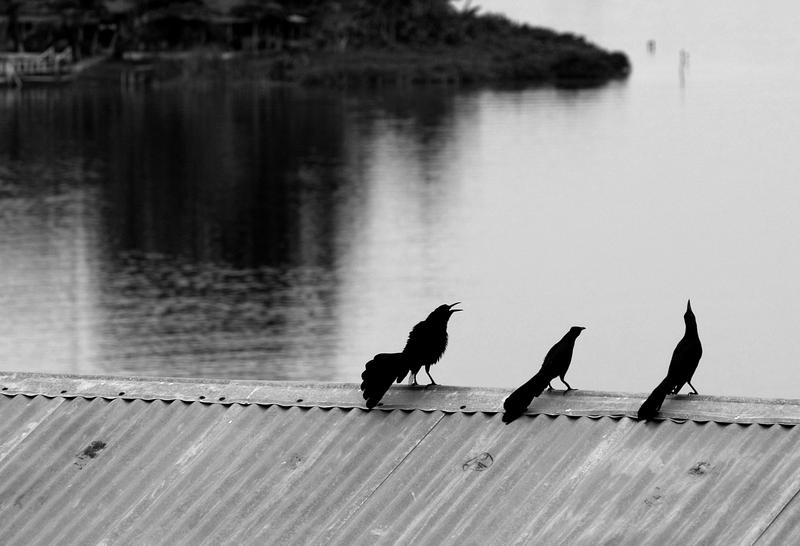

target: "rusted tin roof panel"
[0,394,65,464]
[755,485,800,544]
[1,374,800,544]
[3,371,800,424]
[0,394,444,545]
[334,413,800,545]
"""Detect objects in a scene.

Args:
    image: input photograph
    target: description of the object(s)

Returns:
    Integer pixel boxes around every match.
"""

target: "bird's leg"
[688,381,699,395]
[424,365,437,387]
[410,372,419,386]
[547,382,554,391]
[560,377,575,392]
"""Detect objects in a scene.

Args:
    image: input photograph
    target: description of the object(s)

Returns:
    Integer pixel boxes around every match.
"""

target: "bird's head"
[568,326,586,338]
[684,299,696,324]
[427,302,462,324]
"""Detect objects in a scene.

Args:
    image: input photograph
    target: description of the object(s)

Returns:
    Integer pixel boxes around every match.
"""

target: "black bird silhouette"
[638,300,703,420]
[502,326,586,424]
[360,302,462,409]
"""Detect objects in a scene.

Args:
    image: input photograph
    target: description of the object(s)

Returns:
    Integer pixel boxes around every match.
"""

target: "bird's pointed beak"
[448,302,462,313]
[687,299,692,312]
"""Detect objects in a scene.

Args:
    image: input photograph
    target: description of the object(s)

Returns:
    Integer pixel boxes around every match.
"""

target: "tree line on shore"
[1,0,631,87]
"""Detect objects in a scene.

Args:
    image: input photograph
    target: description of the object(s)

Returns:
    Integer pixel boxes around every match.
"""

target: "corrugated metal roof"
[1,372,799,545]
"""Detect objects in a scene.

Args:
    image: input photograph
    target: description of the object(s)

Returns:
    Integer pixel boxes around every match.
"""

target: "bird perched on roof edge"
[502,326,586,424]
[360,302,462,409]
[638,300,703,420]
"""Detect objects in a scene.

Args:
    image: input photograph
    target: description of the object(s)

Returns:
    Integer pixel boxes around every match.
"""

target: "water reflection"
[97,87,356,378]
[2,54,800,398]
[0,85,469,381]
[0,187,100,375]
[103,87,347,267]
[0,91,103,374]
[98,255,340,379]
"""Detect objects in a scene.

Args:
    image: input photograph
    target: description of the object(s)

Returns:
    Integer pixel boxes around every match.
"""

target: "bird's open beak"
[448,302,462,313]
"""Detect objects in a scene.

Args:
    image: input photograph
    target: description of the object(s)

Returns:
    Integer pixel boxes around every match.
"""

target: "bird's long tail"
[502,372,551,424]
[638,376,674,420]
[360,353,410,409]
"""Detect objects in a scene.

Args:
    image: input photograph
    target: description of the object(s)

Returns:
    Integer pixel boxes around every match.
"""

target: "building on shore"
[0,1,311,58]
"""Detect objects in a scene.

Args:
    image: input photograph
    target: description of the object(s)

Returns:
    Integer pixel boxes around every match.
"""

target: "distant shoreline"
[87,38,630,91]
[83,12,630,90]
[4,2,631,90]
[278,41,630,89]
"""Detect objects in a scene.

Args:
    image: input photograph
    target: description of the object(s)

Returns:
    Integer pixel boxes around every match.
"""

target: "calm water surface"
[1,0,800,397]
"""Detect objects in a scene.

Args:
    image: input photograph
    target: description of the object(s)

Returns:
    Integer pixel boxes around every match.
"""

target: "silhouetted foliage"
[287,1,631,87]
[11,0,630,87]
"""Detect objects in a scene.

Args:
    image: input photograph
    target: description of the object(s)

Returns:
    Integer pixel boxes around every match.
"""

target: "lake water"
[1,0,800,398]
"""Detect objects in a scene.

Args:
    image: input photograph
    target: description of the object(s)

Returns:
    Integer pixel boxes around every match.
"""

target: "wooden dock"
[0,49,108,87]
